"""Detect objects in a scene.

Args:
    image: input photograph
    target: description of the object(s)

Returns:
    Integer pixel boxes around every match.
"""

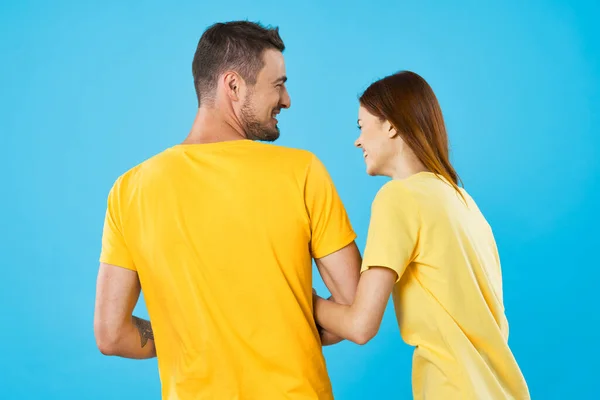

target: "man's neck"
[183,106,247,145]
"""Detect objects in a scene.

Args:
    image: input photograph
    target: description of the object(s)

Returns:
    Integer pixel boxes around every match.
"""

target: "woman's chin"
[365,164,377,176]
[366,163,387,177]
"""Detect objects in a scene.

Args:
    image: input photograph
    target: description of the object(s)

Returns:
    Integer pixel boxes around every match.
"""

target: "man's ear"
[223,72,242,102]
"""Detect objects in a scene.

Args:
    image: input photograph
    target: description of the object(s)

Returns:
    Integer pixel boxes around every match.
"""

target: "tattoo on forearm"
[132,316,154,348]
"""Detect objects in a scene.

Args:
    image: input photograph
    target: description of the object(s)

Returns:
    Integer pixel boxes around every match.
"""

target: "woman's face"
[355,106,398,177]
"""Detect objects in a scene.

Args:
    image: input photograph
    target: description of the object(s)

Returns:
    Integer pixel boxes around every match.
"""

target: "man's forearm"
[98,316,157,359]
[131,316,156,356]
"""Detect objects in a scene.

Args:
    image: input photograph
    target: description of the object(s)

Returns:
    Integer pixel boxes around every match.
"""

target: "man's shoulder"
[108,148,174,192]
[255,143,320,169]
[259,143,315,158]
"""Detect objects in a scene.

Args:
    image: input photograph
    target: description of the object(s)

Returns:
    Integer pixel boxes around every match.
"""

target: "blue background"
[1,0,598,398]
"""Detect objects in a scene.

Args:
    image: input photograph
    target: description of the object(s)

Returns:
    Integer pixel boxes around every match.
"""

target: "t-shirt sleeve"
[99,178,136,271]
[361,181,420,280]
[305,155,357,259]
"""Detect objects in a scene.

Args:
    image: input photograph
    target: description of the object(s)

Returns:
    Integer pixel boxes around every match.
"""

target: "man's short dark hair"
[192,21,285,106]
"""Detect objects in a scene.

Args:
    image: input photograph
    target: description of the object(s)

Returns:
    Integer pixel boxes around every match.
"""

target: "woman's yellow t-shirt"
[361,172,530,400]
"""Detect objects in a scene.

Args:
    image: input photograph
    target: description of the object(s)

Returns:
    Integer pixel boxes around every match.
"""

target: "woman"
[313,71,530,399]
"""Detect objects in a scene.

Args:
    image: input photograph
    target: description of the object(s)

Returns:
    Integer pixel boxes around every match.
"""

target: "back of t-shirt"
[100,140,356,399]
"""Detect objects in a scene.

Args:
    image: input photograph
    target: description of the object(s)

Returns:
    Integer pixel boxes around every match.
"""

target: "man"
[94,21,361,399]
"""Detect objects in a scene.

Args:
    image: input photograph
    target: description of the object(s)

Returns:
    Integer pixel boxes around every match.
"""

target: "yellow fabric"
[361,172,530,400]
[100,140,356,400]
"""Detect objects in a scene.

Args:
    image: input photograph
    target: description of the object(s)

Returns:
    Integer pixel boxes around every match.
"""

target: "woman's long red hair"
[360,71,464,197]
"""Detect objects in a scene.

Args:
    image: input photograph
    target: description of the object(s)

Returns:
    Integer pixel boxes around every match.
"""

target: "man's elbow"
[94,322,121,356]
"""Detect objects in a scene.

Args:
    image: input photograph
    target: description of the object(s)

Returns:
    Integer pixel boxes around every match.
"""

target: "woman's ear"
[385,121,399,138]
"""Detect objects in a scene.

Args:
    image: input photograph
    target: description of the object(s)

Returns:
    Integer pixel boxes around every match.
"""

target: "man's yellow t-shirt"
[361,172,530,400]
[100,140,356,399]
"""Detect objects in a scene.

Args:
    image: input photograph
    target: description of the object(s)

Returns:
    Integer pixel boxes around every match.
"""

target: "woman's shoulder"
[375,173,435,199]
[375,179,412,198]
[372,179,420,213]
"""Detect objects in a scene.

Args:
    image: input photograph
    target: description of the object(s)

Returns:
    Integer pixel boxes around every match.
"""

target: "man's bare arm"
[94,263,156,359]
[314,241,362,345]
[315,241,362,304]
[132,316,154,347]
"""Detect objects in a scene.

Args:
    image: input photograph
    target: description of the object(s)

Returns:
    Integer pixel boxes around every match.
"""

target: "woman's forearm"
[320,329,344,346]
[314,296,372,345]
[314,267,398,345]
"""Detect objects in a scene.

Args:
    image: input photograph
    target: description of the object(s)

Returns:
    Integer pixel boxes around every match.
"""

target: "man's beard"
[240,97,280,142]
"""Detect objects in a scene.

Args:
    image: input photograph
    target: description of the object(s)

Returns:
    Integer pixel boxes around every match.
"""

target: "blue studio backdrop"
[1,1,598,399]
